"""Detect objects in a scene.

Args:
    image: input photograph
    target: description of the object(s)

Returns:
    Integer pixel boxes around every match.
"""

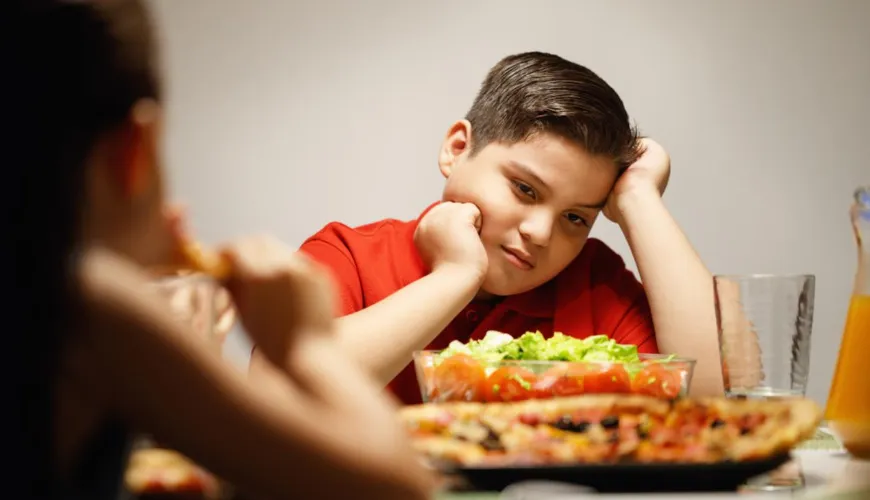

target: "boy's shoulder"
[300,213,430,311]
[302,203,439,255]
[302,215,418,251]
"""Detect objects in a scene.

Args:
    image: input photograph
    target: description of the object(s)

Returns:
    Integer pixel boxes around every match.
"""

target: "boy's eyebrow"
[506,160,608,210]
[581,198,609,210]
[507,160,551,192]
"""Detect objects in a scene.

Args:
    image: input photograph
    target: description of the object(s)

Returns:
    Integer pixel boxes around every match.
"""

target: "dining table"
[129,418,868,500]
[434,427,870,500]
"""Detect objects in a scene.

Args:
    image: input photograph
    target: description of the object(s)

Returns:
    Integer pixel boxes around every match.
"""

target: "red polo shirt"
[299,203,658,404]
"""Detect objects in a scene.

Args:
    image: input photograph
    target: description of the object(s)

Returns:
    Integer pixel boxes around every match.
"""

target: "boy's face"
[438,120,617,297]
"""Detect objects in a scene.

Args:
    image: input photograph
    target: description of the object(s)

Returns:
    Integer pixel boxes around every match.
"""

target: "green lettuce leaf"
[437,330,643,364]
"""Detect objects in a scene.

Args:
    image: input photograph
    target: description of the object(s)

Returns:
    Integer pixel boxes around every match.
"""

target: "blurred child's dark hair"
[466,52,643,172]
[4,0,159,494]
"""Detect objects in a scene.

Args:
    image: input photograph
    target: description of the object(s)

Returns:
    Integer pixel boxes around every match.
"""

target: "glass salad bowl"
[413,331,696,403]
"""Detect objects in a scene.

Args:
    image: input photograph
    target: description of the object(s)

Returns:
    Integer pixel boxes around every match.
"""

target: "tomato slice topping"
[485,366,537,402]
[581,363,631,394]
[631,364,682,399]
[433,354,487,402]
[533,363,587,398]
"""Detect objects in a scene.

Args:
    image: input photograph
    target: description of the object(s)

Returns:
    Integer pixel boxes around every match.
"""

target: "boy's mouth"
[501,246,535,270]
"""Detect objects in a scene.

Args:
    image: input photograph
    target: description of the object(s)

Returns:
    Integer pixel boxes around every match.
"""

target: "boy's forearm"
[615,188,724,397]
[330,265,484,384]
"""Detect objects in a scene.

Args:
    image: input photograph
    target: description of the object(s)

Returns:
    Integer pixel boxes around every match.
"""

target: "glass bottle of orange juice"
[826,185,870,459]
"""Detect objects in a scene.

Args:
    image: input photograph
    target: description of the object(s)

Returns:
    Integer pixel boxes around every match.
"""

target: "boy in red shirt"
[256,52,722,403]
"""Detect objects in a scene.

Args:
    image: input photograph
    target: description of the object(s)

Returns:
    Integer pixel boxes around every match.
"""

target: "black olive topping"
[740,427,751,436]
[600,416,620,429]
[637,429,649,440]
[552,416,572,430]
[480,436,504,451]
[710,419,726,429]
[551,416,590,433]
[480,427,504,451]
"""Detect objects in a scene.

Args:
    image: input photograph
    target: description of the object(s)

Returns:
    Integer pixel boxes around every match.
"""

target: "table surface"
[436,428,870,500]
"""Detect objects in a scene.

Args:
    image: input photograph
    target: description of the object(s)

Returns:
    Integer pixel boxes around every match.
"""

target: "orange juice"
[826,294,870,458]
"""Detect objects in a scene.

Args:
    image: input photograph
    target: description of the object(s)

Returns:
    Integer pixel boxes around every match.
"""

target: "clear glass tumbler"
[713,274,815,399]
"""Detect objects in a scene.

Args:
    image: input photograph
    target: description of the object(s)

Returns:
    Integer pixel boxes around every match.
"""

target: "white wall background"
[150,0,870,404]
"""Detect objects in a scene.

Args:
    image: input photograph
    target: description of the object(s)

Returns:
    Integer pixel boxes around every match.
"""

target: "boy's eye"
[565,213,589,227]
[512,180,537,200]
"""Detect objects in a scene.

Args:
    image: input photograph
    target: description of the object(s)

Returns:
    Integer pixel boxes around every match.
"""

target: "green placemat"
[799,425,844,451]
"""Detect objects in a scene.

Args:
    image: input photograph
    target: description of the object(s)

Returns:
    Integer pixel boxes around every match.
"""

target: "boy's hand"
[414,202,488,281]
[604,138,671,224]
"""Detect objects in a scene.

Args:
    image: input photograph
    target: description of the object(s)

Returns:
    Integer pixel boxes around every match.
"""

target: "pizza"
[125,448,222,499]
[151,241,231,281]
[159,205,232,281]
[400,394,821,467]
[178,241,231,281]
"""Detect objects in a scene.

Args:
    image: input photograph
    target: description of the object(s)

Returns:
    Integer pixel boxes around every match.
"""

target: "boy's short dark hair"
[465,51,643,171]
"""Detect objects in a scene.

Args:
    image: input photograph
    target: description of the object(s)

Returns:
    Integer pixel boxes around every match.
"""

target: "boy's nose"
[518,210,554,247]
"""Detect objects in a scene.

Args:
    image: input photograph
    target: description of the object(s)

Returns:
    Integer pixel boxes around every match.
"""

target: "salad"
[416,331,692,403]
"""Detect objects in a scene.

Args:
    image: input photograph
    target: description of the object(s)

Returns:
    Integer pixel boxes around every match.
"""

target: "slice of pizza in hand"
[162,205,231,281]
[178,239,231,281]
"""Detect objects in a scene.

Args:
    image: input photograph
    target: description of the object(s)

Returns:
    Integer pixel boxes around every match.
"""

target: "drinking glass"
[714,274,815,492]
[714,274,815,399]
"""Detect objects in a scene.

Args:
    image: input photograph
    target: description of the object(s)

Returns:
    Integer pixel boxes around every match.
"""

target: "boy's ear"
[117,99,162,199]
[438,119,472,179]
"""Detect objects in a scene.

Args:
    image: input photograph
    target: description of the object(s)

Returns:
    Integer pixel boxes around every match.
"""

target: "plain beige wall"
[150,0,870,404]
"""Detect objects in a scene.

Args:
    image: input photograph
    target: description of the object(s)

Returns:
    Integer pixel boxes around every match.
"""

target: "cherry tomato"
[433,354,487,401]
[485,367,537,402]
[533,363,587,399]
[581,363,631,394]
[631,364,681,399]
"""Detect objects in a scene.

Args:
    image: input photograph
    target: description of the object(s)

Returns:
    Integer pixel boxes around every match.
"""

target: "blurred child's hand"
[158,275,236,347]
[604,138,671,223]
[221,236,336,369]
[414,201,488,281]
